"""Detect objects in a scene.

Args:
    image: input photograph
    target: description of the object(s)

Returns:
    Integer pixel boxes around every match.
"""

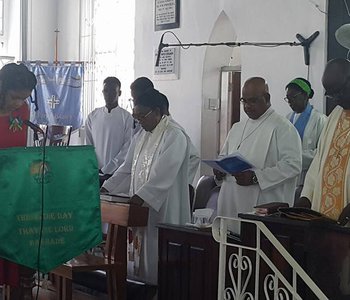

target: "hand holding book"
[203,152,254,174]
[213,168,226,181]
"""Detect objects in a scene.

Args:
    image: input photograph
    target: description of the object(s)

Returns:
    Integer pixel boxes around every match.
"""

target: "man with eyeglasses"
[85,77,134,186]
[298,58,350,225]
[284,78,327,200]
[214,77,302,222]
[101,88,191,286]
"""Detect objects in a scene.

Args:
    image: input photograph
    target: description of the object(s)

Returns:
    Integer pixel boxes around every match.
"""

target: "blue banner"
[28,63,83,130]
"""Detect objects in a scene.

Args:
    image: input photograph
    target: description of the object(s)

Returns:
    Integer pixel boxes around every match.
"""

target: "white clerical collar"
[103,105,119,113]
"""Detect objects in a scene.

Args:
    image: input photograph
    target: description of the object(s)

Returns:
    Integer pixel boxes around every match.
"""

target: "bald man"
[299,58,350,224]
[215,77,302,220]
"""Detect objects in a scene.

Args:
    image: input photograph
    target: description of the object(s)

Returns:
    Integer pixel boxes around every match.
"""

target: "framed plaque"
[155,0,180,31]
[153,47,180,80]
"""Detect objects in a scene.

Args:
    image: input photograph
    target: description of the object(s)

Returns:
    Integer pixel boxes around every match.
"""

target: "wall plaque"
[155,0,180,31]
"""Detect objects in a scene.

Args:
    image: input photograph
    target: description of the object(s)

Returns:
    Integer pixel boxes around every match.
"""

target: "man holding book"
[214,77,302,220]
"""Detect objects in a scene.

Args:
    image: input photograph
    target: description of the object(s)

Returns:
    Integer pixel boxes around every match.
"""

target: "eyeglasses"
[284,92,302,103]
[240,96,263,105]
[132,109,153,120]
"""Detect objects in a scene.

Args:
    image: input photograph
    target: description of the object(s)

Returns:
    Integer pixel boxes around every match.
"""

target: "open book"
[202,152,254,174]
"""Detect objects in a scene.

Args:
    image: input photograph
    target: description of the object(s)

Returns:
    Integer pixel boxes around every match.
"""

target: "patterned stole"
[130,115,169,195]
[320,110,350,219]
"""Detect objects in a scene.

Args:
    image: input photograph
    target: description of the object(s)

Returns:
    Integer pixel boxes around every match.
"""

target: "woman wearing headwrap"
[102,88,191,286]
[284,77,327,199]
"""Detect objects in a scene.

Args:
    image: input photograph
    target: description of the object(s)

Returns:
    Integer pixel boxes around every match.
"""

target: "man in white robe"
[215,77,302,220]
[85,77,133,184]
[101,88,190,285]
[299,58,350,224]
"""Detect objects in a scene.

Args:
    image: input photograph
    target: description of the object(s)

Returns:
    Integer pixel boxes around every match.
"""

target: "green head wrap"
[287,78,312,97]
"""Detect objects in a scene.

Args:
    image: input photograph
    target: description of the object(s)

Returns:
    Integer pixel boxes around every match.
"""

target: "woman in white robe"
[285,78,327,188]
[102,89,190,285]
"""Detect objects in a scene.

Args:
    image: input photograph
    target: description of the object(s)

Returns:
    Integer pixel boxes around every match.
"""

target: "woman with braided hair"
[0,63,37,148]
[0,63,37,295]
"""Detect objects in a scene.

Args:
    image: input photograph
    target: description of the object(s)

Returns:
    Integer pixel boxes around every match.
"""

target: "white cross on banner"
[48,95,60,109]
[28,63,83,130]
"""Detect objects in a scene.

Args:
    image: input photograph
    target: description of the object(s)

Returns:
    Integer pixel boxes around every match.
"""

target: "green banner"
[0,146,102,273]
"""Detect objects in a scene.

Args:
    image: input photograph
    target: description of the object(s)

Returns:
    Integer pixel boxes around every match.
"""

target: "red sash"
[0,103,29,286]
[0,103,29,148]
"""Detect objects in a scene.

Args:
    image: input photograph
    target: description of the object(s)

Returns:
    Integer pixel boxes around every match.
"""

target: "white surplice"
[169,116,200,185]
[85,106,134,174]
[301,106,350,215]
[287,108,327,185]
[217,108,302,220]
[102,115,190,285]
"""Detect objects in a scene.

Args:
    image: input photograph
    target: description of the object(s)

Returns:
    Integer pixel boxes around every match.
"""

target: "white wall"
[24,0,328,153]
[134,0,327,162]
[27,0,79,61]
[5,0,20,58]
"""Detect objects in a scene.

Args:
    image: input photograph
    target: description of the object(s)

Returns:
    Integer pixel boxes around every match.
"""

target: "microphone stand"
[155,31,320,67]
[34,132,40,147]
[24,120,46,147]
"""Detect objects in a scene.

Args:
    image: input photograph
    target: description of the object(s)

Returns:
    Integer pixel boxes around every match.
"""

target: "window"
[80,0,135,120]
[0,0,4,36]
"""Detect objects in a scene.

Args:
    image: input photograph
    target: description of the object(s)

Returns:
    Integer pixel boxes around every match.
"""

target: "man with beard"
[299,58,350,224]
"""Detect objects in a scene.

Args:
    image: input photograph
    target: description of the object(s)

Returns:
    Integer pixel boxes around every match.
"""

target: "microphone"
[155,33,165,67]
[24,120,45,134]
[24,120,46,147]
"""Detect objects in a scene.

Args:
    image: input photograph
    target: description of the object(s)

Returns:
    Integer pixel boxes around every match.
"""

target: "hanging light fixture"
[335,24,350,49]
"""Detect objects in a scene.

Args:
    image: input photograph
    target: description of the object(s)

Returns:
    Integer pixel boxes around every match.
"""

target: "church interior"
[1,0,350,299]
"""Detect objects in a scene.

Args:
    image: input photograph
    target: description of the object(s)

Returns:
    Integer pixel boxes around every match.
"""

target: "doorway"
[200,10,240,175]
[201,67,241,175]
[219,66,241,152]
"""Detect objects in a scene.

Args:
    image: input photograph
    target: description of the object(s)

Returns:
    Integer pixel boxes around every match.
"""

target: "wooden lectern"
[51,201,149,300]
[4,201,148,300]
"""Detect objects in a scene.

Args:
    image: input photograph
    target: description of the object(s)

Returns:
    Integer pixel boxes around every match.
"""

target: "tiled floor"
[0,285,108,300]
[33,286,106,300]
[1,281,156,300]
